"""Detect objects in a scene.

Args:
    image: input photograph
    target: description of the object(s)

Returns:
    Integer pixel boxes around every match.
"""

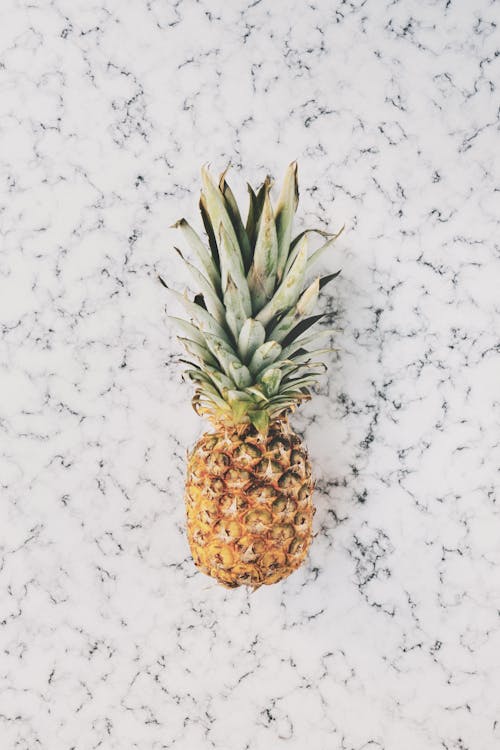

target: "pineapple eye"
[290,450,307,470]
[219,494,238,514]
[268,438,290,456]
[244,509,272,532]
[271,497,297,515]
[270,524,294,541]
[255,459,282,478]
[236,536,266,558]
[261,550,287,570]
[200,507,218,524]
[236,535,266,563]
[192,528,209,546]
[294,512,309,528]
[235,442,261,461]
[207,543,234,568]
[272,497,286,513]
[225,468,251,487]
[288,537,306,555]
[249,484,276,503]
[215,520,242,541]
[207,453,230,474]
[278,471,301,491]
[298,483,311,502]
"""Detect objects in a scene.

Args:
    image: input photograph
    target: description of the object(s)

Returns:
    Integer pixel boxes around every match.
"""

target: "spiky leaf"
[255,237,308,327]
[275,161,299,281]
[172,219,221,292]
[248,340,282,375]
[248,409,269,435]
[219,168,252,270]
[165,162,343,430]
[174,248,225,323]
[247,187,278,312]
[238,318,266,363]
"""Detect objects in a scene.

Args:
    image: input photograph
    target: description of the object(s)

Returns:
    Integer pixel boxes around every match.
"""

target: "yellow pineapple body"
[185,418,314,589]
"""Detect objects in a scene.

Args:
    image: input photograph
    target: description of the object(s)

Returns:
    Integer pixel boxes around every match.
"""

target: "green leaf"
[161,282,228,341]
[267,394,309,410]
[248,340,282,375]
[255,237,308,327]
[275,161,299,281]
[319,270,341,290]
[228,392,254,422]
[168,316,211,348]
[191,379,231,411]
[228,361,253,389]
[267,278,320,343]
[306,225,345,272]
[201,165,243,276]
[224,273,250,341]
[203,334,252,389]
[243,384,267,403]
[246,176,271,249]
[280,312,324,347]
[290,227,333,251]
[284,227,333,277]
[237,318,266,363]
[259,367,283,397]
[219,168,252,271]
[218,223,252,320]
[202,365,235,394]
[203,333,244,377]
[174,247,225,323]
[247,186,278,313]
[249,409,269,435]
[227,389,255,405]
[245,184,258,247]
[199,194,220,270]
[177,336,219,368]
[281,327,337,359]
[285,350,330,368]
[172,219,221,293]
[257,357,297,380]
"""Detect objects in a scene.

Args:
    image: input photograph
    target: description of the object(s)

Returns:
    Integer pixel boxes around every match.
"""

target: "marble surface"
[1,1,499,748]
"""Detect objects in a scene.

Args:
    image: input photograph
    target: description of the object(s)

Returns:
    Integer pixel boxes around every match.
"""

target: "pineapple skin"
[185,417,314,589]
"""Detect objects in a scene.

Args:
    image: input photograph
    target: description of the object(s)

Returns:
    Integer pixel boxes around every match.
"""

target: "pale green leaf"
[248,340,282,375]
[247,187,278,312]
[218,223,252,319]
[172,219,221,292]
[248,409,269,435]
[275,161,299,281]
[219,168,252,270]
[259,367,283,397]
[255,238,309,327]
[267,277,320,342]
[306,225,345,272]
[237,318,266,363]
[174,248,225,323]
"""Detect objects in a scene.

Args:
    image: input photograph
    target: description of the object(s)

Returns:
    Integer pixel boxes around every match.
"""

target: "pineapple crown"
[161,162,343,434]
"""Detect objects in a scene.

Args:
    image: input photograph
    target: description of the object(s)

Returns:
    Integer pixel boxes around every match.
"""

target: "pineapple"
[161,162,342,589]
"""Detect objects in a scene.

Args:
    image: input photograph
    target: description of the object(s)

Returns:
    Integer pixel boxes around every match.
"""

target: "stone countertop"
[1,1,499,748]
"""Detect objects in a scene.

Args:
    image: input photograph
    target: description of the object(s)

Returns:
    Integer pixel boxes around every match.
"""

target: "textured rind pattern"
[185,419,314,588]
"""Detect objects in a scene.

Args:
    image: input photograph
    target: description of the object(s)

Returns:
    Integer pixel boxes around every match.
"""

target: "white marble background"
[1,1,499,748]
